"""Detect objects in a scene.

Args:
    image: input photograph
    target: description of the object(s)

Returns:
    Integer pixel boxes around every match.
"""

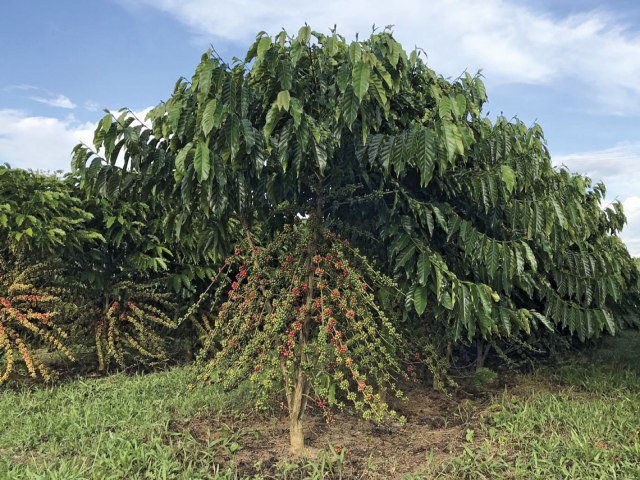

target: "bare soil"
[176,380,517,479]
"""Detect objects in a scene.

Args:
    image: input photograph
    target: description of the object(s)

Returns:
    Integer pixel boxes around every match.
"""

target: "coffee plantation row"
[2,27,639,453]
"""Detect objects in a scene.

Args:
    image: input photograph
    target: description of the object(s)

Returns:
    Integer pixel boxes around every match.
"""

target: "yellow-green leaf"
[174,142,193,181]
[275,90,291,111]
[499,165,516,194]
[202,99,217,136]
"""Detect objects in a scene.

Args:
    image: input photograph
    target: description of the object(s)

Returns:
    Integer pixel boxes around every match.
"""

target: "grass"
[1,332,639,479]
[0,367,255,479]
[416,331,640,479]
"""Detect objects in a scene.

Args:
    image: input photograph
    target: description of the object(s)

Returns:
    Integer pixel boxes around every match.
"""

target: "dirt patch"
[176,383,498,479]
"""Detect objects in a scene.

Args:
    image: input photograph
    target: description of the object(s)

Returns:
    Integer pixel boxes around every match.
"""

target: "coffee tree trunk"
[286,215,323,454]
[476,337,491,370]
[288,368,308,454]
[286,282,312,454]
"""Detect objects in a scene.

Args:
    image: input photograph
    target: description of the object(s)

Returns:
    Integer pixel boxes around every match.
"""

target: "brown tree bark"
[476,337,491,370]
[288,366,308,454]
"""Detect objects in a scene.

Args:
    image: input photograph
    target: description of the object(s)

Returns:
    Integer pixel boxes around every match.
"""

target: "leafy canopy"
[73,26,639,350]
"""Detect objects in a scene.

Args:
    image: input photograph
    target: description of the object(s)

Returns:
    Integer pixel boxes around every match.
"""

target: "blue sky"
[1,0,639,254]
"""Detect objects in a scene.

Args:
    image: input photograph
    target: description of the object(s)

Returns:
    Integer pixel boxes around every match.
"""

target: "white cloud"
[84,100,101,112]
[117,0,640,114]
[621,196,640,257]
[623,197,640,222]
[554,143,640,199]
[29,94,76,109]
[4,84,39,93]
[6,85,77,109]
[0,110,94,172]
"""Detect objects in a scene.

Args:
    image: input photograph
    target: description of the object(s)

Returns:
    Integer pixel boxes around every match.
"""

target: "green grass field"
[1,332,639,479]
[415,332,640,479]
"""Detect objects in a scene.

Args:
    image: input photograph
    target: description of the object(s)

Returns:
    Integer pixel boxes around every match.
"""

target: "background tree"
[0,166,102,383]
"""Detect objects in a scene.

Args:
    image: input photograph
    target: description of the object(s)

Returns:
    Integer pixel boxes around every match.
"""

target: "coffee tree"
[0,165,186,376]
[74,27,420,453]
[198,222,406,452]
[72,26,640,452]
[73,195,179,371]
[0,166,102,383]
